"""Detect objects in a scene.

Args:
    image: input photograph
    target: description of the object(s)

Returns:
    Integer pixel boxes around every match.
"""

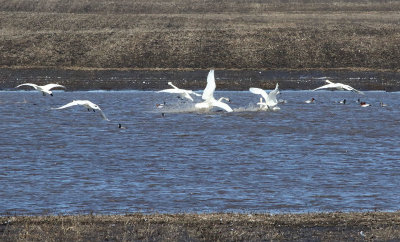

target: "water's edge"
[1,68,400,91]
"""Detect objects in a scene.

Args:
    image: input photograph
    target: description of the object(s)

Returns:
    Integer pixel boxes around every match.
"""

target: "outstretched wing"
[213,101,233,112]
[158,89,185,94]
[342,84,365,95]
[98,109,110,121]
[202,70,216,101]
[52,100,80,110]
[312,83,335,91]
[249,87,269,103]
[267,83,279,105]
[43,83,66,90]
[16,83,38,89]
[188,91,202,97]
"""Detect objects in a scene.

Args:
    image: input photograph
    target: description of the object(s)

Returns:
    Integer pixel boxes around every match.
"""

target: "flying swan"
[157,82,201,101]
[16,83,66,96]
[194,70,233,112]
[313,80,364,94]
[52,100,110,121]
[249,83,280,110]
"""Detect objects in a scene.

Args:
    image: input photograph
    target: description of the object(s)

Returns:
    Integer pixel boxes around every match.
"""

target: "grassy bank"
[1,0,400,70]
[1,212,400,241]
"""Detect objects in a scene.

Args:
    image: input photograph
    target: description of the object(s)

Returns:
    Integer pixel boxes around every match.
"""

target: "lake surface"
[1,89,400,215]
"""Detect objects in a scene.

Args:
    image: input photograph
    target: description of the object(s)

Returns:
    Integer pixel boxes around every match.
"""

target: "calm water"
[1,89,400,215]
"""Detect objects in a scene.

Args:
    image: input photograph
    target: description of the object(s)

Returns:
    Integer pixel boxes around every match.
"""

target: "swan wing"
[16,83,38,89]
[98,109,110,121]
[342,84,365,95]
[325,80,334,84]
[213,100,233,112]
[202,70,216,100]
[42,83,66,91]
[182,92,194,101]
[188,91,202,96]
[158,89,185,94]
[249,87,269,102]
[52,100,81,110]
[267,83,279,105]
[312,83,336,91]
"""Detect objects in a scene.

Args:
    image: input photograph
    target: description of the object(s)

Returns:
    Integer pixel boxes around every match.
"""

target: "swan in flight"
[157,82,201,101]
[194,70,233,112]
[249,83,280,110]
[52,100,110,121]
[313,80,364,94]
[16,83,66,96]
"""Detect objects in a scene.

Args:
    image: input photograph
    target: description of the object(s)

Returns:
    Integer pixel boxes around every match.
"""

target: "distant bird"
[305,98,315,104]
[156,102,166,108]
[118,123,127,129]
[194,70,233,112]
[15,83,66,96]
[52,100,110,121]
[249,83,280,110]
[360,101,371,107]
[313,80,364,94]
[339,99,346,104]
[380,102,387,107]
[157,82,201,101]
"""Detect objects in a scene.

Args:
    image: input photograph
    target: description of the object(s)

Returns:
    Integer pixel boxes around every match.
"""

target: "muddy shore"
[1,67,400,91]
[1,212,400,241]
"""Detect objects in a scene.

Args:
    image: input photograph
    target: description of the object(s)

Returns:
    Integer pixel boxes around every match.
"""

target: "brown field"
[1,212,400,241]
[1,0,400,70]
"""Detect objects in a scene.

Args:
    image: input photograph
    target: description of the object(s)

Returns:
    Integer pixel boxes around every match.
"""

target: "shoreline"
[1,212,400,240]
[2,67,400,91]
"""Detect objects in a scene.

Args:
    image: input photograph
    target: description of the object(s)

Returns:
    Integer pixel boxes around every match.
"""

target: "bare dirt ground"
[1,0,400,71]
[1,212,400,241]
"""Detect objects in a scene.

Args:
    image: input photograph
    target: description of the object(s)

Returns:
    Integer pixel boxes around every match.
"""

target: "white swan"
[16,83,66,96]
[249,83,280,110]
[194,70,233,112]
[52,100,110,121]
[313,80,364,94]
[157,82,201,101]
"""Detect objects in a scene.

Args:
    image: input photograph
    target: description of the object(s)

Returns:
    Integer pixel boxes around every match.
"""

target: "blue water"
[1,89,400,215]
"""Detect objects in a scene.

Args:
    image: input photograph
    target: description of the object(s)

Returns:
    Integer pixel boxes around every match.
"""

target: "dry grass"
[0,0,400,70]
[1,212,400,241]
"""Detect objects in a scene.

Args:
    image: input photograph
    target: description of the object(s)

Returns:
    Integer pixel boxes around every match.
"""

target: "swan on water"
[52,100,110,121]
[194,70,233,112]
[313,80,364,94]
[157,82,201,101]
[15,83,66,96]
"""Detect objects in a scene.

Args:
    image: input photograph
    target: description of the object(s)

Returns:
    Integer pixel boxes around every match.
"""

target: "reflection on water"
[1,90,400,215]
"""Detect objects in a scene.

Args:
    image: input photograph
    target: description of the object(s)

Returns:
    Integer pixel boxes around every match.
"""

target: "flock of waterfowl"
[12,69,375,125]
